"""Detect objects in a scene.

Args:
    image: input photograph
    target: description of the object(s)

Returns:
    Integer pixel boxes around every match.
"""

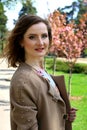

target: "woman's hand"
[68,108,78,122]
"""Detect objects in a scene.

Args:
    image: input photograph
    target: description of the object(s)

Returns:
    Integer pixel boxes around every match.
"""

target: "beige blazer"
[10,63,72,130]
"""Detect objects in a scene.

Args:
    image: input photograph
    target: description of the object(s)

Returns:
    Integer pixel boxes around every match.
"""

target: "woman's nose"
[37,37,44,45]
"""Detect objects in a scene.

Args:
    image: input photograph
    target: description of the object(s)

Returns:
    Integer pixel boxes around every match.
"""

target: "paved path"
[57,57,87,64]
[0,58,87,130]
[0,59,16,130]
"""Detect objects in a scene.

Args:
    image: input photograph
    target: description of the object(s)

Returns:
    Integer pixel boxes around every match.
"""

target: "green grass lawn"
[47,69,87,130]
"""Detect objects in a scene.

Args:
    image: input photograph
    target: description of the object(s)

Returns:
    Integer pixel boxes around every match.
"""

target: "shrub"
[73,63,87,73]
[45,57,87,74]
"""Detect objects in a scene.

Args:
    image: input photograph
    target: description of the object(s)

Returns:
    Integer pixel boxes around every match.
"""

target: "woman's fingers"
[68,108,78,122]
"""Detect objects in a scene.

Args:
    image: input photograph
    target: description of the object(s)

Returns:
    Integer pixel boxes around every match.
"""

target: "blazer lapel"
[45,77,65,103]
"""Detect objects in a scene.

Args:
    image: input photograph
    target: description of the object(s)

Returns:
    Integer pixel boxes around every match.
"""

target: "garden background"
[0,0,87,130]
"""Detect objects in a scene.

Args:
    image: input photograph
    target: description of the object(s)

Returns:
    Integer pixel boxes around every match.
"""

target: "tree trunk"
[68,68,72,98]
[53,56,56,75]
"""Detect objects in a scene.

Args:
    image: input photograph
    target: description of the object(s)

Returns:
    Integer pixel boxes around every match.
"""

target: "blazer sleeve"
[51,75,72,130]
[10,74,39,130]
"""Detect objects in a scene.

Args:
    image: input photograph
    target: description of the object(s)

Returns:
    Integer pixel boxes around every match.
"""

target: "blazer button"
[63,114,69,120]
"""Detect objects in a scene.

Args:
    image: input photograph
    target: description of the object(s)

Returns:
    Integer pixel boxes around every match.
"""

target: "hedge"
[45,57,87,74]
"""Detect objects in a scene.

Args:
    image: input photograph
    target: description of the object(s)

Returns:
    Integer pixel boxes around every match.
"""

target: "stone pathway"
[0,58,16,130]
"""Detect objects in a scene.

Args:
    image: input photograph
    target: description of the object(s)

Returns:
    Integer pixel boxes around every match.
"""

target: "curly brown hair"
[4,14,52,67]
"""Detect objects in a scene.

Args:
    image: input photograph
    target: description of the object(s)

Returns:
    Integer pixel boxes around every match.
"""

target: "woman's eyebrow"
[27,33,36,35]
[25,32,48,36]
[25,33,37,37]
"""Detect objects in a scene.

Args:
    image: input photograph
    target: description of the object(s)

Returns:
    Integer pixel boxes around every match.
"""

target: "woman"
[4,14,77,130]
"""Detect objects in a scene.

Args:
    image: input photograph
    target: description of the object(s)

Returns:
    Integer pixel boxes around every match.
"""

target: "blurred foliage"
[0,0,36,9]
[14,0,37,24]
[18,0,37,17]
[0,1,7,54]
[58,0,87,24]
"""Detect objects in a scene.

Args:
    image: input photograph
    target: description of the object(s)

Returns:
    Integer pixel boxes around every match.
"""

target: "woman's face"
[21,22,49,60]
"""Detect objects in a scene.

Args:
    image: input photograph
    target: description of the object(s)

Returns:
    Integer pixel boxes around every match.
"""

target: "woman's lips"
[35,48,44,52]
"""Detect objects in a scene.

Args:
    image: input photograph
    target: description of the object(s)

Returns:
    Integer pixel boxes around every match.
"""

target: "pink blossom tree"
[48,10,87,97]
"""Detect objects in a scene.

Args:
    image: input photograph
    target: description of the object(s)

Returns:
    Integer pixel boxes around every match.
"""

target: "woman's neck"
[25,58,44,69]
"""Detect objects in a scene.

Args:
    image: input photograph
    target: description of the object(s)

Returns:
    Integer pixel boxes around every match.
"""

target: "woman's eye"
[29,35,35,40]
[42,34,48,39]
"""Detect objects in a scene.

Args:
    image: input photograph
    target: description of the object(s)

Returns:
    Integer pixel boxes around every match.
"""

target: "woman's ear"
[21,43,24,48]
[20,40,24,48]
